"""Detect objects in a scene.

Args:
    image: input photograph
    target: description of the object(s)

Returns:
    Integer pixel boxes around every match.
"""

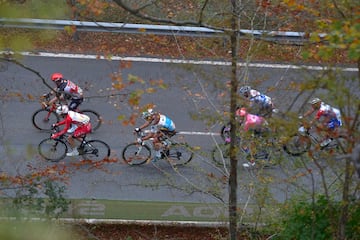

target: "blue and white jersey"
[157,114,176,131]
[150,114,176,133]
[250,93,272,107]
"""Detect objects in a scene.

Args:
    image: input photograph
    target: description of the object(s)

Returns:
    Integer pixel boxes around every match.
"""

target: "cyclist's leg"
[241,131,256,167]
[68,123,91,155]
[151,135,163,162]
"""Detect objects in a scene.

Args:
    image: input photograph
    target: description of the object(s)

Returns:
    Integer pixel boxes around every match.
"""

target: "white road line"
[177,131,220,136]
[143,130,220,136]
[4,51,358,72]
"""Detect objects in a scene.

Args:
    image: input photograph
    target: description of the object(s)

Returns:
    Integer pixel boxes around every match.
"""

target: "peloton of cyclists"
[134,108,176,163]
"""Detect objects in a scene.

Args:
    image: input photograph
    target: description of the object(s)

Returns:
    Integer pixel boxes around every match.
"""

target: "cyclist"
[47,72,84,111]
[51,105,92,156]
[135,109,176,162]
[301,98,342,147]
[236,107,268,168]
[238,85,274,117]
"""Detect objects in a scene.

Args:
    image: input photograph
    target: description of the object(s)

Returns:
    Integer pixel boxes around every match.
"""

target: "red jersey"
[52,111,90,138]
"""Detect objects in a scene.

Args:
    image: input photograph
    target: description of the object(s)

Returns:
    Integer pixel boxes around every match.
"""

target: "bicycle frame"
[297,125,321,144]
[134,130,165,153]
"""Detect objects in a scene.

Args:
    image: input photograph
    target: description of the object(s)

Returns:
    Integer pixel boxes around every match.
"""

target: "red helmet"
[236,107,247,117]
[51,73,63,81]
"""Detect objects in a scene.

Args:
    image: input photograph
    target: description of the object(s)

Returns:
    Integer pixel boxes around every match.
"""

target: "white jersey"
[68,111,90,125]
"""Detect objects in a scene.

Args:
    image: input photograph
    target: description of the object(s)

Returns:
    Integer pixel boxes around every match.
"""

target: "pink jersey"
[243,113,266,131]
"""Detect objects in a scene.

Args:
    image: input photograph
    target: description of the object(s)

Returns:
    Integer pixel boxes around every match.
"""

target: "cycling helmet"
[237,107,247,117]
[309,98,321,105]
[51,73,63,81]
[239,85,251,94]
[56,105,69,115]
[142,108,154,120]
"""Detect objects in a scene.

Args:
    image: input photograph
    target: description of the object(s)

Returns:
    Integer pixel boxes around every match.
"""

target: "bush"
[276,195,360,240]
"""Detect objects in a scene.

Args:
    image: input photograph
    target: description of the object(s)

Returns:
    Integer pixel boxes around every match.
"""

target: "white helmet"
[309,98,321,105]
[56,105,69,115]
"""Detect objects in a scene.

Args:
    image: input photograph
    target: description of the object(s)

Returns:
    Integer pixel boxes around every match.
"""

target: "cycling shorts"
[69,98,84,111]
[327,118,341,130]
[73,122,92,137]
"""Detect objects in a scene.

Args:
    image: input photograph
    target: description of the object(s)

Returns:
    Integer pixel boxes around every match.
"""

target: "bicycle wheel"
[165,143,193,166]
[220,122,231,142]
[81,140,110,161]
[322,136,348,154]
[80,110,102,132]
[38,138,67,162]
[212,143,230,168]
[283,135,311,156]
[32,109,59,131]
[122,143,151,165]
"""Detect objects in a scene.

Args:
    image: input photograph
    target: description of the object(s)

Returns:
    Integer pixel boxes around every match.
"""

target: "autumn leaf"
[63,25,76,35]
[146,87,156,93]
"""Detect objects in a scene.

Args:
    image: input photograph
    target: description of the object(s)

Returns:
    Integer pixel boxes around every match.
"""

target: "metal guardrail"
[0,18,311,43]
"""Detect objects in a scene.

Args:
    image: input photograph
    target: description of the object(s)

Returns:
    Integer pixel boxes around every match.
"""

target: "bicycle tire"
[32,109,59,131]
[80,110,102,132]
[38,138,67,162]
[165,143,193,166]
[321,136,348,154]
[81,140,111,162]
[122,143,151,165]
[212,142,276,169]
[283,134,311,156]
[212,143,230,168]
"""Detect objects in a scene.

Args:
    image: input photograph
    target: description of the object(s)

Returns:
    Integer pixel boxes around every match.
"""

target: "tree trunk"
[228,0,240,239]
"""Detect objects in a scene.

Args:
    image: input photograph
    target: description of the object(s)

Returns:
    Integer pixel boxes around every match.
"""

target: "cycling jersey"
[316,103,342,130]
[248,89,273,107]
[57,80,83,99]
[243,113,266,131]
[150,114,176,133]
[52,111,91,138]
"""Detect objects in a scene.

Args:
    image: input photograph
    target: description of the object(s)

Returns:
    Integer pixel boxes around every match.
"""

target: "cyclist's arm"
[141,132,156,141]
[48,89,65,106]
[52,116,71,138]
[138,122,149,131]
[138,118,153,130]
[48,96,58,106]
[302,108,315,118]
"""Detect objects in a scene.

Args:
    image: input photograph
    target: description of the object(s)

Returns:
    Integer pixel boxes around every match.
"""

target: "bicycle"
[38,126,110,162]
[32,93,102,132]
[283,123,347,156]
[122,129,194,166]
[212,130,281,169]
[220,107,280,142]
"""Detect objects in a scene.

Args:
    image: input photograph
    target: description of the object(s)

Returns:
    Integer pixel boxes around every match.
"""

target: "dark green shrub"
[276,195,360,240]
